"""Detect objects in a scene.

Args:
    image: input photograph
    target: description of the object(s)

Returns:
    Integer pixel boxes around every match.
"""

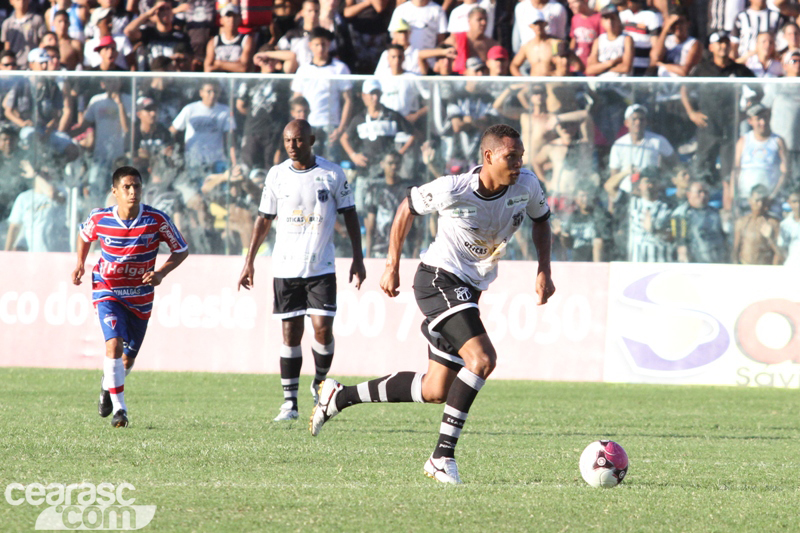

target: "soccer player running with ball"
[310,124,555,484]
[238,119,366,422]
[72,166,189,428]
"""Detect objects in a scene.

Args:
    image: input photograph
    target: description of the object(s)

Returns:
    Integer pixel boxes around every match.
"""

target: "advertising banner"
[604,262,800,388]
[0,253,607,381]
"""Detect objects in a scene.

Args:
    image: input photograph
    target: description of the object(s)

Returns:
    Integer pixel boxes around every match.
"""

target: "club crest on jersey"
[317,189,329,202]
[454,287,472,301]
[103,314,118,329]
[512,212,524,227]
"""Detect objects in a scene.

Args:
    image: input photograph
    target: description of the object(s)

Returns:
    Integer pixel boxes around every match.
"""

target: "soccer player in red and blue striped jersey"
[72,166,188,428]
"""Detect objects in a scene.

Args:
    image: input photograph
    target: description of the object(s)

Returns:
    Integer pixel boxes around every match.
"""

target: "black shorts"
[273,273,337,319]
[413,263,486,370]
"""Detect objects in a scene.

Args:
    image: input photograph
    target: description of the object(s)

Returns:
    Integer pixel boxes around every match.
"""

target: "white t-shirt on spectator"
[374,46,422,75]
[388,1,447,51]
[171,101,235,166]
[447,0,495,37]
[609,131,675,192]
[83,34,133,70]
[515,0,568,45]
[291,59,353,129]
[83,92,132,162]
[379,72,425,116]
[744,55,784,77]
[779,216,800,267]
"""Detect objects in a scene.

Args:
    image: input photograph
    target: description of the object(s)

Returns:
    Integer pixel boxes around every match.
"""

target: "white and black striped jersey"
[258,157,355,279]
[731,8,785,57]
[408,167,550,291]
[620,8,663,76]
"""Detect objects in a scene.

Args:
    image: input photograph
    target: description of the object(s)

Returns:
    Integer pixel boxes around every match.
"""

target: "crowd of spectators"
[0,0,798,265]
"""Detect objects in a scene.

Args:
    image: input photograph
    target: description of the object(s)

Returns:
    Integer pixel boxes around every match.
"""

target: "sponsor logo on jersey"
[82,218,96,237]
[464,239,489,258]
[454,287,472,301]
[103,314,118,329]
[286,209,323,226]
[159,222,181,250]
[115,288,142,297]
[505,194,529,208]
[317,189,329,202]
[100,261,149,279]
[449,207,477,218]
[512,212,524,227]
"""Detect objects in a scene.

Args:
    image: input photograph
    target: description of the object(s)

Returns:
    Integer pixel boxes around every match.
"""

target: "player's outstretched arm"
[72,236,91,285]
[532,218,556,305]
[342,209,366,289]
[238,215,272,291]
[143,249,189,286]
[380,198,415,298]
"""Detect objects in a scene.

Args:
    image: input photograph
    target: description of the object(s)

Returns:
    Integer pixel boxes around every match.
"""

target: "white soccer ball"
[579,440,628,488]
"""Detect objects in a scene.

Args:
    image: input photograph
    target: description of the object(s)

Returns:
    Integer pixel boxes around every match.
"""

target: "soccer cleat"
[310,381,320,405]
[424,455,462,484]
[111,409,129,428]
[309,379,342,436]
[273,401,299,421]
[98,378,112,418]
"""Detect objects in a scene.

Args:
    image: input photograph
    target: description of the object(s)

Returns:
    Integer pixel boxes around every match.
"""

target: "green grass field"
[1,367,798,532]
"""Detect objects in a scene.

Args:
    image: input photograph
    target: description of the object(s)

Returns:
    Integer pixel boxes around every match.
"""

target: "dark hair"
[0,50,16,61]
[43,45,59,58]
[480,124,521,153]
[387,44,405,55]
[53,9,69,20]
[750,184,769,197]
[172,41,192,56]
[309,27,334,42]
[150,56,173,71]
[112,166,142,187]
[289,95,310,109]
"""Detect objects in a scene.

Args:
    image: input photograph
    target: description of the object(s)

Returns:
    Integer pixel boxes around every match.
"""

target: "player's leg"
[306,273,338,403]
[273,277,308,421]
[275,316,304,421]
[96,301,131,426]
[309,315,334,405]
[424,308,493,484]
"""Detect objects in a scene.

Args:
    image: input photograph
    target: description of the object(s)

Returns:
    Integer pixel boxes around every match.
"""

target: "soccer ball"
[579,440,628,488]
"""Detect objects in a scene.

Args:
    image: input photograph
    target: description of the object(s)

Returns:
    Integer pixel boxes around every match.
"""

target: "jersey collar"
[470,166,509,201]
[112,204,143,227]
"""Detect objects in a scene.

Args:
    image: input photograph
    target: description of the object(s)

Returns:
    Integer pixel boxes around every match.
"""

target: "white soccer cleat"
[424,455,462,484]
[310,381,320,406]
[273,401,298,422]
[309,379,342,436]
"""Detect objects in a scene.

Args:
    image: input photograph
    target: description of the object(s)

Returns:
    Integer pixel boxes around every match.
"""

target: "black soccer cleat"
[98,378,112,418]
[111,409,129,428]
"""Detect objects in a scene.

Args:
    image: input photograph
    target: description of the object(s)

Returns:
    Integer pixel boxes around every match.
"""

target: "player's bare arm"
[238,215,273,291]
[532,217,556,305]
[142,249,189,286]
[72,235,91,285]
[380,198,415,298]
[342,209,366,289]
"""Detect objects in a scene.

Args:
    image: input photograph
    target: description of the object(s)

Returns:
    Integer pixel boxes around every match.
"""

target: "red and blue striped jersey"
[79,204,188,319]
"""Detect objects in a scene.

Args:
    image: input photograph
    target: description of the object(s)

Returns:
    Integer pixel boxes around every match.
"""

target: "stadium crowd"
[0,0,799,264]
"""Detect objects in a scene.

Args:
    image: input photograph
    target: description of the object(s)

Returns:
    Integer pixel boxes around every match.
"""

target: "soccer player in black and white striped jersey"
[310,125,556,484]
